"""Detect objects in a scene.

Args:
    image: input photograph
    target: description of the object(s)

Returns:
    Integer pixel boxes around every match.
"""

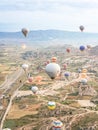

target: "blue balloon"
[64,72,70,77]
[79,45,85,51]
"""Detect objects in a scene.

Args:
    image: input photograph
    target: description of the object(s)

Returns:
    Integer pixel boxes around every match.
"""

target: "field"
[0,44,98,130]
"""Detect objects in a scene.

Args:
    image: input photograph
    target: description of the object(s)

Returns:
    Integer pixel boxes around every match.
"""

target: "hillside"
[0,30,98,46]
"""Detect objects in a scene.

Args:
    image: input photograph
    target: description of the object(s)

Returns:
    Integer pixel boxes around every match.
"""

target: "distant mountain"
[0,30,98,46]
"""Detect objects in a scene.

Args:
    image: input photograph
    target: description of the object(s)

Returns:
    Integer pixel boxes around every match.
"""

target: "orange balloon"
[35,76,42,82]
[80,73,87,79]
[82,69,87,73]
[51,57,57,62]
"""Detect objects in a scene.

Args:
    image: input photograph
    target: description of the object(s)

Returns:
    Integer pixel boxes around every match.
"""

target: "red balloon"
[66,48,70,53]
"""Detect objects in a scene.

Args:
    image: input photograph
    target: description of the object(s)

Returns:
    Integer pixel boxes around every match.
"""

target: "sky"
[0,0,98,32]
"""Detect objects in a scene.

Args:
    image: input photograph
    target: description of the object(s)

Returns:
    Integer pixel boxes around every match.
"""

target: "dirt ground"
[6,104,41,119]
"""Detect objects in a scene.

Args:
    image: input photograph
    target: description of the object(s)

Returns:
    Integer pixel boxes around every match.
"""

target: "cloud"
[0,0,98,32]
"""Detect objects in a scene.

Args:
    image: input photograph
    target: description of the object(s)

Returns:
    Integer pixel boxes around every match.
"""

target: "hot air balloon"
[87,45,91,49]
[48,101,56,110]
[31,86,38,94]
[22,44,26,49]
[66,48,70,53]
[80,78,87,85]
[63,64,67,70]
[28,77,33,83]
[79,45,85,51]
[79,25,84,32]
[22,64,29,71]
[51,57,57,63]
[22,28,28,37]
[78,68,82,73]
[64,72,70,80]
[52,120,63,130]
[35,76,42,83]
[80,73,87,79]
[82,68,87,73]
[3,128,11,130]
[45,63,61,79]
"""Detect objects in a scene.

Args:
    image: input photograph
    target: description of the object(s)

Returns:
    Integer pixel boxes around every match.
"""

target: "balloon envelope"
[87,45,91,49]
[66,48,70,53]
[22,64,29,70]
[64,72,70,77]
[22,28,28,37]
[28,77,33,82]
[45,63,60,79]
[79,45,85,51]
[52,120,63,128]
[80,78,87,85]
[51,57,57,63]
[82,69,87,73]
[31,86,38,94]
[79,25,84,32]
[48,101,56,110]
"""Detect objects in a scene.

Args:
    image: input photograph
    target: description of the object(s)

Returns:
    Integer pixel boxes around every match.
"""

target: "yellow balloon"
[48,106,56,110]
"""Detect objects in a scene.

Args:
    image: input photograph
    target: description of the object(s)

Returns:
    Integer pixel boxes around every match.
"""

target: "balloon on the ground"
[52,120,63,129]
[48,101,56,110]
[45,63,61,79]
[79,45,85,51]
[22,28,28,37]
[31,86,38,94]
[79,25,84,32]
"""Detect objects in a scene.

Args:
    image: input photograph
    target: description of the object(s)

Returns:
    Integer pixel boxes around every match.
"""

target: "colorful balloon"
[45,63,61,79]
[52,120,63,130]
[48,101,56,110]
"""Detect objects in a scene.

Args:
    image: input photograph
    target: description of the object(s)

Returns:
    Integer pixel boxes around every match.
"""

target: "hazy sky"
[0,0,98,32]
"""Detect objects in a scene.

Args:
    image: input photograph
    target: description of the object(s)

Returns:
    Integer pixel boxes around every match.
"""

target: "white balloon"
[45,63,60,79]
[22,64,29,70]
[80,78,87,84]
[31,86,38,94]
[48,101,56,106]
